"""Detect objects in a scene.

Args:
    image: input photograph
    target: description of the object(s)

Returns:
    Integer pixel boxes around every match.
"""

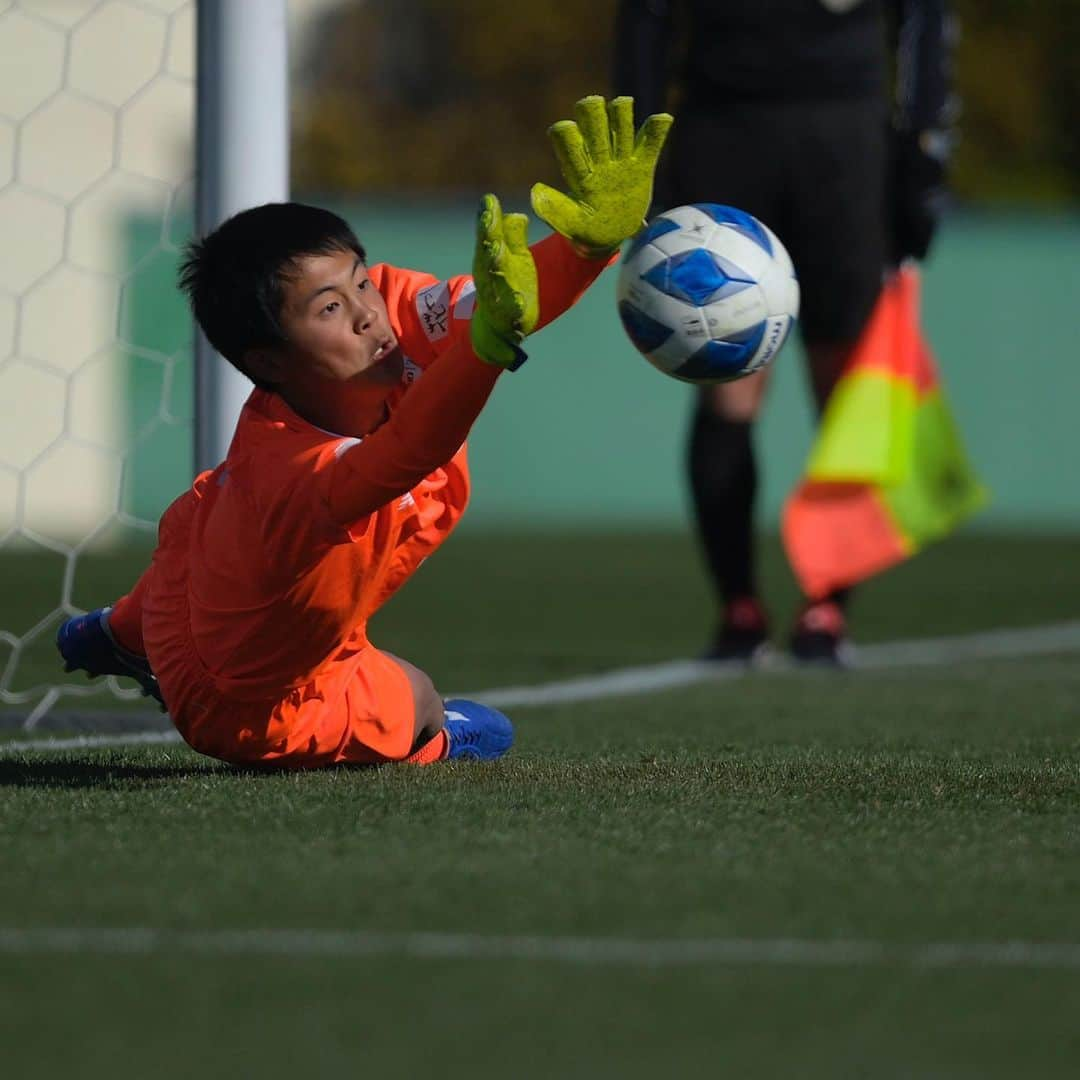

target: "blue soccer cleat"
[442,698,514,761]
[56,606,165,708]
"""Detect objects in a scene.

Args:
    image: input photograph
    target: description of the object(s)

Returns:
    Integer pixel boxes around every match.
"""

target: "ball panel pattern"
[616,204,800,384]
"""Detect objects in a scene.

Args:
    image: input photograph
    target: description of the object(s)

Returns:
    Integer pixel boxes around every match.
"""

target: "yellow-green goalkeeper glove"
[470,193,539,371]
[530,95,673,258]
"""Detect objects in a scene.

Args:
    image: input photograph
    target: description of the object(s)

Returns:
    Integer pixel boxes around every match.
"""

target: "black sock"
[687,409,757,605]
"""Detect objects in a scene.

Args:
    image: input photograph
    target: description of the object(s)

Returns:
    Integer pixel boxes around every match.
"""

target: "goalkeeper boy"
[56,96,672,767]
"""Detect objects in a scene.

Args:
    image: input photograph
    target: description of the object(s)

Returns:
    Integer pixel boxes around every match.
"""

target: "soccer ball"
[616,204,800,384]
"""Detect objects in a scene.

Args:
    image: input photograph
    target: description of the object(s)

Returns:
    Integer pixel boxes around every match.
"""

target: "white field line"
[853,620,1080,669]
[0,730,183,754]
[3,620,1080,756]
[475,620,1080,708]
[1,926,1080,970]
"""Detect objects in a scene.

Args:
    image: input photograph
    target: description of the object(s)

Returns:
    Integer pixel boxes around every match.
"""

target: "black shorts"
[662,96,887,345]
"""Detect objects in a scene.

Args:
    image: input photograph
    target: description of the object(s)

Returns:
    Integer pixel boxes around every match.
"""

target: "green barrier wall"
[125,208,1080,531]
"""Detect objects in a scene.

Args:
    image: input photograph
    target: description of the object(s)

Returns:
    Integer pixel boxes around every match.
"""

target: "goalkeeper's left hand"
[470,193,539,370]
[531,95,673,258]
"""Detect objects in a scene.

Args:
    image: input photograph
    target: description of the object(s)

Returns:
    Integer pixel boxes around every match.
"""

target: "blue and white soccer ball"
[616,204,800,384]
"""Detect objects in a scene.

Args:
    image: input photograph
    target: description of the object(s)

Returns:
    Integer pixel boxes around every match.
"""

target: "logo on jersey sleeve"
[416,280,451,343]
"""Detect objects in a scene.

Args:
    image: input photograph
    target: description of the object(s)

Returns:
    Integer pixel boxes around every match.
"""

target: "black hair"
[179,202,366,388]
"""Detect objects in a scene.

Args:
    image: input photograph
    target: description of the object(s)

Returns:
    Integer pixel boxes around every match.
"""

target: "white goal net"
[0,0,195,728]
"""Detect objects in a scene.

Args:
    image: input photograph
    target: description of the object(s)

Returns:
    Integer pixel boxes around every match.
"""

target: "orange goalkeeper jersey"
[142,234,611,714]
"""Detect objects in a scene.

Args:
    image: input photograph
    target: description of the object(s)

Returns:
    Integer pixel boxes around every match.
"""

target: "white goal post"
[195,0,288,472]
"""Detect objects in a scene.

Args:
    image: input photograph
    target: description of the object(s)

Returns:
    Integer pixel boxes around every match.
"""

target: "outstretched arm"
[391,96,670,364]
[327,337,500,529]
[389,229,619,367]
[386,231,610,367]
[326,95,673,530]
[326,196,537,528]
[530,231,616,335]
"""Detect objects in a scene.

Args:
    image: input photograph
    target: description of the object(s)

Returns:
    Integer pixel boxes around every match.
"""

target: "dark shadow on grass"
[0,760,224,789]
[0,758,393,789]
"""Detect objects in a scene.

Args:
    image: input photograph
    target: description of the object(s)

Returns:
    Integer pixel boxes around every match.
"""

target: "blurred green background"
[120,0,1080,532]
[290,0,1080,208]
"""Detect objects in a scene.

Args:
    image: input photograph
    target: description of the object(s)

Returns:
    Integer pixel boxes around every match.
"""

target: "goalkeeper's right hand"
[531,95,673,258]
[470,193,539,371]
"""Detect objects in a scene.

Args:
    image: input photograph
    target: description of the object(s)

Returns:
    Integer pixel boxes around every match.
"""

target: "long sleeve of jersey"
[327,339,499,528]
[892,0,955,132]
[326,234,612,528]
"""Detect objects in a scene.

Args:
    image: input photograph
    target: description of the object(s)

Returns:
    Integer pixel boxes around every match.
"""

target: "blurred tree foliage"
[293,0,1079,206]
[951,0,1079,203]
[292,0,619,197]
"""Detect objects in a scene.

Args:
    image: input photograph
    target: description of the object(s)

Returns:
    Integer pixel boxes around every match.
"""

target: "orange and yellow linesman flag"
[782,265,988,599]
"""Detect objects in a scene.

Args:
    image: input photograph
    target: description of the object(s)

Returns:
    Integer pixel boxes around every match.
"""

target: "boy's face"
[272,248,403,388]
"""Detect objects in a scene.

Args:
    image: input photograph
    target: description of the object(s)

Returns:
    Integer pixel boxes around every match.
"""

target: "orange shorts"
[152,638,419,768]
[140,484,424,769]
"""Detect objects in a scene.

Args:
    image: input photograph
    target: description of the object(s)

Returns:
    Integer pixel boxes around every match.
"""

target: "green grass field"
[3,531,1080,1078]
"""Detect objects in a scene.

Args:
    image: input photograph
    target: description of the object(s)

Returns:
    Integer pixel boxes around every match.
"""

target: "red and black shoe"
[789,599,852,667]
[703,596,771,663]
